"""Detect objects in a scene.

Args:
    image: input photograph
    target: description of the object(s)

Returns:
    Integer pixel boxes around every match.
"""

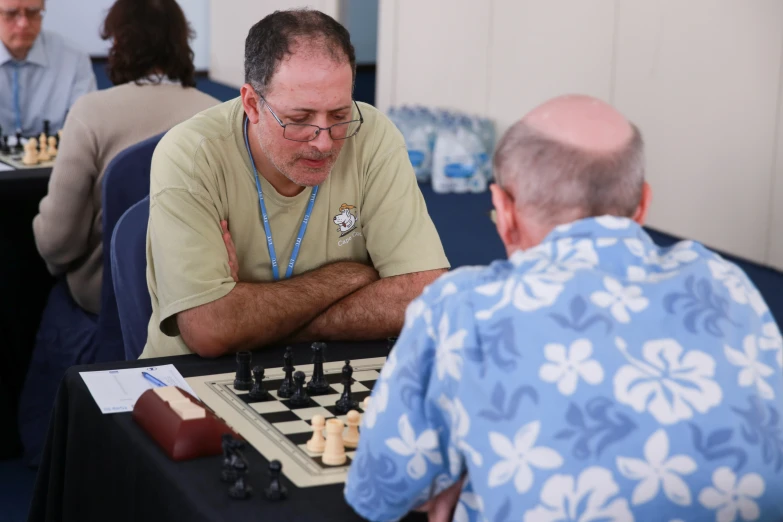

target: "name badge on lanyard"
[243,117,319,280]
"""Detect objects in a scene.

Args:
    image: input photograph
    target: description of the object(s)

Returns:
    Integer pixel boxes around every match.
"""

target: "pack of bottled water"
[387,105,495,193]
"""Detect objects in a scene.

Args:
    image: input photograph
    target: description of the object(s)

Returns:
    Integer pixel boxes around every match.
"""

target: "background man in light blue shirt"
[0,0,95,136]
[345,95,783,521]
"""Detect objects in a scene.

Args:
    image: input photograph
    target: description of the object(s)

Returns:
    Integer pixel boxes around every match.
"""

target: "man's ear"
[240,84,262,125]
[632,182,652,225]
[490,184,521,255]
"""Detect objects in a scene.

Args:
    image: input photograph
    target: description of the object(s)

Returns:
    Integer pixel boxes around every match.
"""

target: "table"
[0,165,54,458]
[28,341,427,522]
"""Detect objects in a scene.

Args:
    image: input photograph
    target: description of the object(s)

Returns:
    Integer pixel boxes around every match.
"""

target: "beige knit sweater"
[33,82,219,314]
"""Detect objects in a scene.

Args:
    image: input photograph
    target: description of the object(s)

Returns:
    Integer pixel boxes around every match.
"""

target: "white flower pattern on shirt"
[539,339,604,396]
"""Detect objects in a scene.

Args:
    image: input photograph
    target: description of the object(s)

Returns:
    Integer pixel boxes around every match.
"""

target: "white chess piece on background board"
[343,410,360,449]
[38,138,51,161]
[47,136,57,158]
[322,418,346,466]
[307,415,326,454]
[22,138,39,165]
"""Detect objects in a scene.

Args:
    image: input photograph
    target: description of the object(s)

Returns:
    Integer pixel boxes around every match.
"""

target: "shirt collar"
[0,33,47,67]
[540,215,653,246]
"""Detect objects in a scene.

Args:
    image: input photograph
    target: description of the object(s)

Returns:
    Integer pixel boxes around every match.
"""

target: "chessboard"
[186,355,384,488]
[0,148,55,170]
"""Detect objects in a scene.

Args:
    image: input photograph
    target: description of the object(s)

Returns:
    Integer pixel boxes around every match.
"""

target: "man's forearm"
[178,261,378,356]
[293,269,446,342]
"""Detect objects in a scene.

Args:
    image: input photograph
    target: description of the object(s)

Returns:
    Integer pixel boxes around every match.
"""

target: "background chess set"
[0,123,60,169]
[186,356,385,488]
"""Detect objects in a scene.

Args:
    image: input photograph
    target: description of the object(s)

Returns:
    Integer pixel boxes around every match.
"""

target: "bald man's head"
[494,94,645,227]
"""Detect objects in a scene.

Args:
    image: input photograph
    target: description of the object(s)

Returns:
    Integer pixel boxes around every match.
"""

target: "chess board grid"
[0,151,55,169]
[186,357,385,488]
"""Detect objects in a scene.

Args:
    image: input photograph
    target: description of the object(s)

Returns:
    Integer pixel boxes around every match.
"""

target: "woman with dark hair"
[20,0,218,465]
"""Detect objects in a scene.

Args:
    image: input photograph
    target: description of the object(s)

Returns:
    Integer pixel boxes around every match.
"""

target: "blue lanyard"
[12,63,22,132]
[243,117,318,280]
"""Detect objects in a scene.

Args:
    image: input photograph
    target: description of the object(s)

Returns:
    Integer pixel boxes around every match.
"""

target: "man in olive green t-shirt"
[139,9,449,359]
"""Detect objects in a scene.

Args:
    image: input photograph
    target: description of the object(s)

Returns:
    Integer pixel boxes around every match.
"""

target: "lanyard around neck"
[243,117,318,280]
[12,63,22,132]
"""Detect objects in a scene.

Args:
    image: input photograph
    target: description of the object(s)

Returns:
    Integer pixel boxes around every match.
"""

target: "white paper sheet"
[80,364,198,414]
[0,161,13,172]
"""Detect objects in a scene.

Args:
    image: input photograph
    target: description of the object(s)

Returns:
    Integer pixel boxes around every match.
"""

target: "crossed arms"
[177,221,445,357]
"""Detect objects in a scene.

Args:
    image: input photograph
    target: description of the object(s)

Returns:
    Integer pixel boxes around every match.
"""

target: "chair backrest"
[97,132,165,358]
[111,196,152,360]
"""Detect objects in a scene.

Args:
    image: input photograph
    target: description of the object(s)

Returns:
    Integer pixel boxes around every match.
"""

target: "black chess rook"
[306,342,330,395]
[234,351,253,391]
[277,346,296,398]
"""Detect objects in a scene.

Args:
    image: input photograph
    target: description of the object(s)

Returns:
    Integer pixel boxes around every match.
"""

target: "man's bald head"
[494,94,645,226]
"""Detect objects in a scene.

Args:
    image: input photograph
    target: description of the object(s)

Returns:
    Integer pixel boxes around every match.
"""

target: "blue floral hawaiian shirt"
[344,216,783,522]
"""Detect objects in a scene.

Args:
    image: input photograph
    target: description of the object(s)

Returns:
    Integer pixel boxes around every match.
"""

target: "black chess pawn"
[248,365,269,400]
[306,342,330,395]
[289,371,310,407]
[14,131,22,152]
[277,346,296,398]
[335,360,358,414]
[43,119,50,138]
[1,135,9,155]
[264,460,287,501]
[228,474,252,500]
[234,351,253,391]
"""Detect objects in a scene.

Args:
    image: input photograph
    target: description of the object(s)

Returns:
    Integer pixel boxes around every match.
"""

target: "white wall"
[42,0,211,70]
[209,0,339,88]
[378,0,783,269]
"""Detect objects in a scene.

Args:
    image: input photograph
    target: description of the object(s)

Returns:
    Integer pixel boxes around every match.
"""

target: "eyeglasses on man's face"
[0,7,45,23]
[260,95,364,143]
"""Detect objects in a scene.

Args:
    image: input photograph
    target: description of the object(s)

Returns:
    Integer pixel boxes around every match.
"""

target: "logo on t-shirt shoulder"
[333,203,358,237]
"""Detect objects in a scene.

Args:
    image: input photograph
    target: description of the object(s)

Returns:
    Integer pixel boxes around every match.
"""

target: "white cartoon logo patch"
[333,203,358,236]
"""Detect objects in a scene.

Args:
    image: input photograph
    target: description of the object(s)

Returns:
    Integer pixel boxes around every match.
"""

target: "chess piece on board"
[43,119,50,138]
[344,410,360,449]
[306,342,330,395]
[47,136,57,158]
[264,460,287,501]
[306,415,326,454]
[278,346,295,398]
[322,418,346,466]
[37,138,51,162]
[220,436,246,483]
[248,365,269,400]
[362,396,371,411]
[14,131,23,152]
[234,351,253,390]
[289,371,310,407]
[1,135,9,154]
[38,132,47,148]
[22,138,39,165]
[335,360,358,414]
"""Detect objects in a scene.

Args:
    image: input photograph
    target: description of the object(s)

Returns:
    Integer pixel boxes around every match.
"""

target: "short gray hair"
[493,121,645,225]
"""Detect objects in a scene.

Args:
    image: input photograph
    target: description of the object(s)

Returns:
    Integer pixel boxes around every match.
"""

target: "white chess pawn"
[47,136,58,158]
[322,418,346,466]
[343,410,360,449]
[22,138,39,165]
[39,132,46,148]
[37,138,51,161]
[362,397,371,411]
[306,415,326,454]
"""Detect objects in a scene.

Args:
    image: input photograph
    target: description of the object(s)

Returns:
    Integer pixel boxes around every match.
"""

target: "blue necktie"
[12,62,21,132]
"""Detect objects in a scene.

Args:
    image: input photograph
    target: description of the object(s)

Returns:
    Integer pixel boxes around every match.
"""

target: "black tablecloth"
[28,341,427,522]
[0,167,54,459]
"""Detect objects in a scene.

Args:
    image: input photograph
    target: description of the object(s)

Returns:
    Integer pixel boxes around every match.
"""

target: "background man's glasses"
[0,7,45,23]
[260,96,364,143]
